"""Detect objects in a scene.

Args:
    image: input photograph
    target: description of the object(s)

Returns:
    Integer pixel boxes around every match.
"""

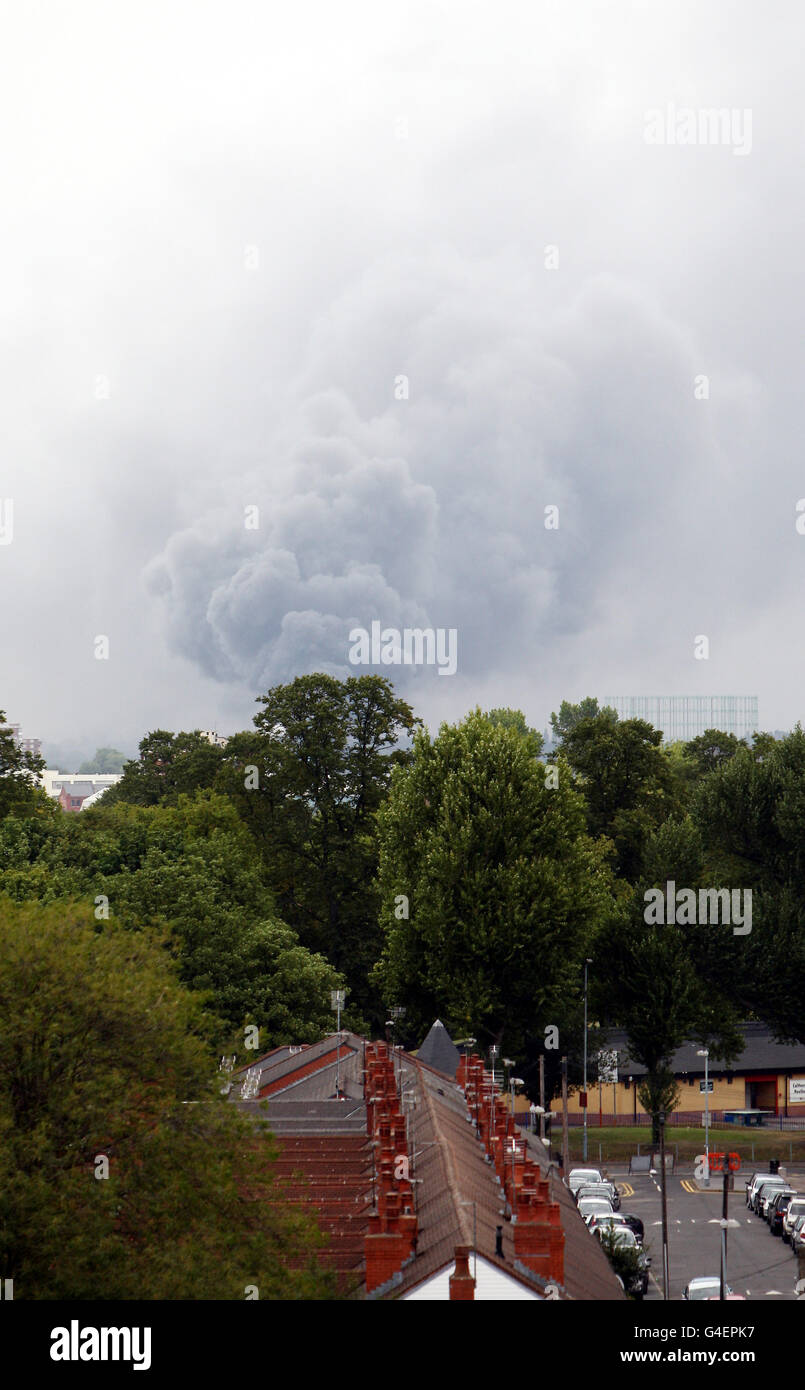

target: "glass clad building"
[600,696,759,744]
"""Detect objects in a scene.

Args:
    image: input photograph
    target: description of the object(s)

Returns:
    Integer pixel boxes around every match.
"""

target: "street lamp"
[330,989,346,1098]
[697,1048,710,1181]
[583,958,592,1162]
[719,1217,739,1300]
[658,1108,670,1299]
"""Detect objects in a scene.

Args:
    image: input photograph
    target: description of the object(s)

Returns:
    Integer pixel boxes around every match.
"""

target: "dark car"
[760,1182,793,1221]
[620,1212,645,1245]
[768,1189,797,1235]
[751,1177,787,1215]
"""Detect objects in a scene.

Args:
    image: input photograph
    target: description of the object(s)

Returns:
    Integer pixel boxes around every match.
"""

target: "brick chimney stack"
[449,1245,475,1301]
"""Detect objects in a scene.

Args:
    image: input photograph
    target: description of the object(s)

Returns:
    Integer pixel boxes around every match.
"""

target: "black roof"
[416,1019,461,1078]
[601,1022,805,1077]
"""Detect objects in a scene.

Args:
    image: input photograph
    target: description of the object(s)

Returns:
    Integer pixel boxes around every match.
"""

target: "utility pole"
[561,1056,570,1178]
[659,1108,670,1300]
[539,1055,546,1141]
[583,959,591,1161]
[720,1166,729,1301]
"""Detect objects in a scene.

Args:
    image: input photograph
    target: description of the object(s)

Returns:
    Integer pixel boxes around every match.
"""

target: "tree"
[0,791,348,1050]
[557,714,680,880]
[682,728,746,778]
[550,697,616,742]
[217,674,419,1023]
[484,708,543,755]
[104,730,225,806]
[0,710,46,821]
[592,814,744,1142]
[372,709,616,1058]
[637,1069,681,1147]
[0,897,335,1299]
[78,747,129,774]
[597,1225,647,1299]
[693,729,805,1041]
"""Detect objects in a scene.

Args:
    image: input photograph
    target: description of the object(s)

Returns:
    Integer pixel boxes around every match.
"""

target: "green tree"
[682,728,746,778]
[78,747,129,774]
[0,897,335,1299]
[636,1069,682,1148]
[217,674,419,1023]
[549,697,615,742]
[0,711,46,821]
[557,714,680,880]
[593,813,744,1142]
[372,709,616,1058]
[693,729,805,1041]
[0,791,348,1049]
[104,730,225,806]
[485,708,543,755]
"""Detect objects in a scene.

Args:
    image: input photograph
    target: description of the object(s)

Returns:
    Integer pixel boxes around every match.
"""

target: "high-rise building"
[9,723,42,759]
[600,695,759,744]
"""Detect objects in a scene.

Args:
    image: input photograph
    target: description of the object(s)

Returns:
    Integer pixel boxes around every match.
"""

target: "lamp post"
[330,989,346,1098]
[583,958,592,1162]
[657,1108,670,1299]
[697,1048,710,1182]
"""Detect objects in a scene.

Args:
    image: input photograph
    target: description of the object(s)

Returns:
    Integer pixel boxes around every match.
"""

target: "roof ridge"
[412,1057,474,1247]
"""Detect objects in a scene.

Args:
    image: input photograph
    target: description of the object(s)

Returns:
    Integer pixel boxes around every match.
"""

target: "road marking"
[619,1183,635,1198]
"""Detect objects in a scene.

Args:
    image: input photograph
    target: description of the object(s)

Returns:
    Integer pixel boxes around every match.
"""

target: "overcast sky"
[2,2,802,756]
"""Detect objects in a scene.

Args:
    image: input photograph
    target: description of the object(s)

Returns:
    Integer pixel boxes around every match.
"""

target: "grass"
[546,1125,805,1166]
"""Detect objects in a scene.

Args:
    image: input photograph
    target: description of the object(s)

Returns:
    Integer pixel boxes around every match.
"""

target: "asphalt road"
[607,1169,804,1302]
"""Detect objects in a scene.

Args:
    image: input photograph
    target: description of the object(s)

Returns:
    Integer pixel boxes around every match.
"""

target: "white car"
[683,1276,734,1300]
[782,1196,805,1243]
[568,1167,604,1199]
[578,1196,614,1224]
[586,1212,630,1239]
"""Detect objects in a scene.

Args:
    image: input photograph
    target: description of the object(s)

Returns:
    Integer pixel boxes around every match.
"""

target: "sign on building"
[788,1078,805,1104]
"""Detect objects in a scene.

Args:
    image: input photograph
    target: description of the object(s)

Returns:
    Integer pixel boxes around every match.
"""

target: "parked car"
[751,1177,788,1215]
[782,1196,805,1243]
[578,1196,615,1224]
[568,1167,604,1199]
[620,1212,645,1245]
[791,1213,805,1257]
[747,1173,786,1210]
[768,1189,797,1235]
[745,1172,765,1205]
[762,1186,795,1222]
[595,1226,651,1298]
[683,1276,734,1300]
[575,1180,621,1211]
[587,1212,629,1238]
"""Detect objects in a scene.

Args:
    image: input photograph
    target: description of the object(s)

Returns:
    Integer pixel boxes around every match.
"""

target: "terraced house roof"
[229,1029,625,1300]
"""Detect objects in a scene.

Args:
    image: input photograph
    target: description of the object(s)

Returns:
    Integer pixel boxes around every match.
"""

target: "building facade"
[550,1024,805,1125]
[600,695,759,743]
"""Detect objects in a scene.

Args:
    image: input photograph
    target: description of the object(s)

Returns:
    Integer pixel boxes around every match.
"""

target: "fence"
[539,1112,805,1130]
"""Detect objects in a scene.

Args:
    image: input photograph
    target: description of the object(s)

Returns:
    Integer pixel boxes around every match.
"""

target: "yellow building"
[548,1024,805,1126]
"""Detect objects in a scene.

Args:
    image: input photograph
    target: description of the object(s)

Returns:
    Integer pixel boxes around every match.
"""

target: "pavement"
[603,1167,805,1301]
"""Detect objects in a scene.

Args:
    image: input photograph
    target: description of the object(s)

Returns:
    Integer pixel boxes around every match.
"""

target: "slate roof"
[601,1021,805,1077]
[416,1019,460,1078]
[229,1032,626,1299]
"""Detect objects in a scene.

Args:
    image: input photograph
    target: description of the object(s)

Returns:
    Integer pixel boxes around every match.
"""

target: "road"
[607,1168,803,1301]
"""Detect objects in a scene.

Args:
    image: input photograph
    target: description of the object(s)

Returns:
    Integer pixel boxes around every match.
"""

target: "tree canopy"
[0,897,335,1299]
